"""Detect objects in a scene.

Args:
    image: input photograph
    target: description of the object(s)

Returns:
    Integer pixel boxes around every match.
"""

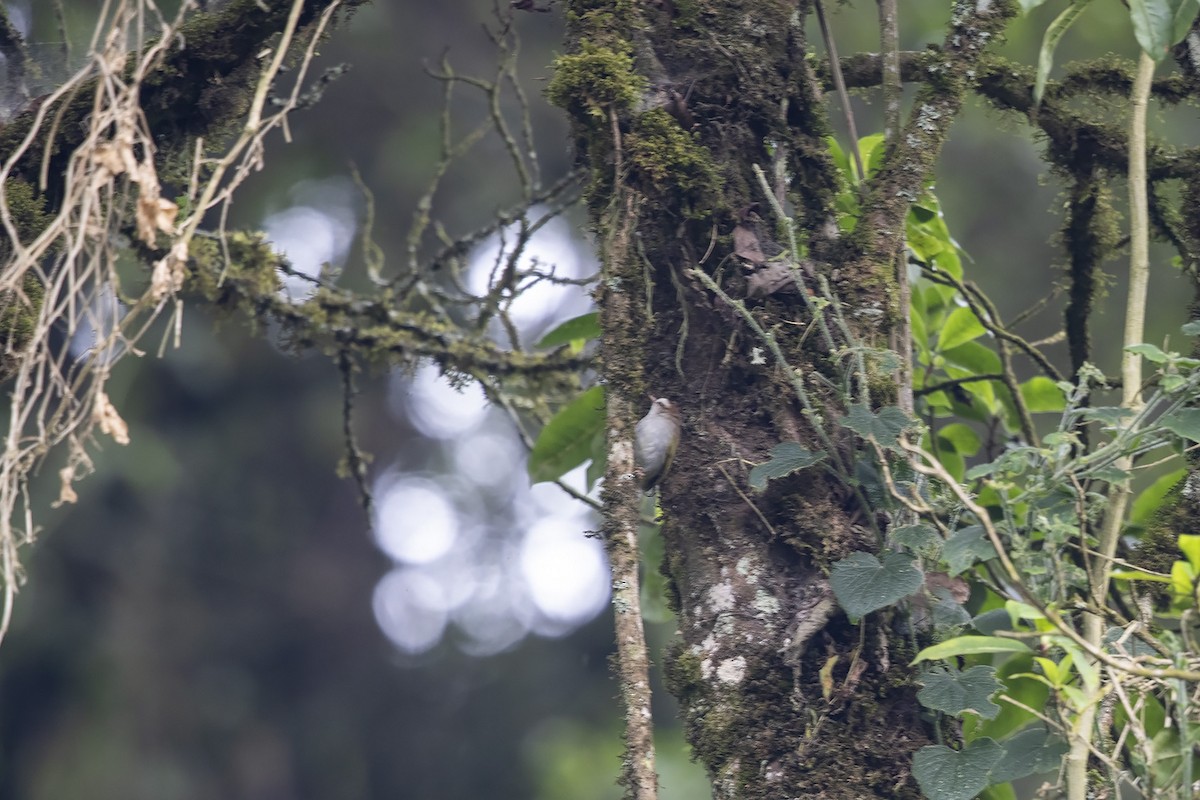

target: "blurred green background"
[0,1,1194,798]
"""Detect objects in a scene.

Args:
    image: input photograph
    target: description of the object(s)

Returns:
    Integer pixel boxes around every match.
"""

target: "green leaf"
[922,283,954,315]
[1162,373,1187,392]
[989,726,1069,783]
[1019,0,1052,11]
[1020,376,1066,413]
[911,204,936,223]
[913,636,1032,664]
[972,608,1014,635]
[1130,468,1185,527]
[829,550,924,618]
[638,521,672,623]
[1077,406,1133,427]
[866,347,902,374]
[908,220,948,264]
[1160,409,1200,442]
[932,249,964,282]
[1034,0,1094,105]
[855,134,887,181]
[912,739,1004,800]
[891,523,942,555]
[918,665,1002,720]
[1180,534,1200,571]
[941,340,1002,374]
[1182,320,1200,336]
[979,784,1018,800]
[911,305,929,360]
[1050,637,1099,692]
[527,386,605,484]
[938,423,982,457]
[1091,465,1132,484]
[967,654,1049,741]
[1004,600,1045,624]
[935,443,966,482]
[536,312,600,349]
[1126,342,1170,363]
[1170,0,1199,56]
[1110,568,1172,583]
[924,390,953,411]
[1130,0,1200,59]
[932,588,972,629]
[841,404,917,451]
[748,442,826,491]
[938,307,987,352]
[585,427,607,490]
[944,525,998,576]
[826,136,850,179]
[1171,559,1195,599]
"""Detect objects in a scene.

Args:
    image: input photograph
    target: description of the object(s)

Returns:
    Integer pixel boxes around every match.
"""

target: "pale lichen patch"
[708,582,736,612]
[716,656,747,684]
[753,589,781,617]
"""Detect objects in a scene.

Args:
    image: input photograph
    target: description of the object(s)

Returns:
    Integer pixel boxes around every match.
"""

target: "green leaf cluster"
[526,314,608,491]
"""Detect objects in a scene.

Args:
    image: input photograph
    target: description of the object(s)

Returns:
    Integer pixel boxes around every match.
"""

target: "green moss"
[0,271,45,378]
[547,41,643,122]
[625,109,720,218]
[0,180,51,378]
[566,0,635,19]
[670,0,701,29]
[2,179,52,245]
[187,231,284,312]
[663,642,703,701]
[867,371,898,406]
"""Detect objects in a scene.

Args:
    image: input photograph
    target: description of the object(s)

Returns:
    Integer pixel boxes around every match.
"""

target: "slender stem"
[814,0,863,181]
[599,126,657,797]
[1068,49,1155,800]
[876,0,901,143]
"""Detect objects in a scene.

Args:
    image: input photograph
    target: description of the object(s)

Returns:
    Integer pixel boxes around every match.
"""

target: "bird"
[635,398,681,490]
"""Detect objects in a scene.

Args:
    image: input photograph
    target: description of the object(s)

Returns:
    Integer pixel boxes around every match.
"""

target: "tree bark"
[555,1,1015,796]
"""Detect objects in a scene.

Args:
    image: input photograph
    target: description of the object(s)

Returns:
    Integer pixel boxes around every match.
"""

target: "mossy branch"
[852,0,1016,306]
[182,233,590,379]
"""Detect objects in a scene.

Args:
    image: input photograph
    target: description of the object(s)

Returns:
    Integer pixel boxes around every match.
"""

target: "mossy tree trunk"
[553,1,1015,796]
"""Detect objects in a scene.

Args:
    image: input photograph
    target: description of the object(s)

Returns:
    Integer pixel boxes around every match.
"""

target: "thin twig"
[813,0,864,181]
[338,351,373,513]
[1070,52,1156,800]
[876,0,901,143]
[717,463,778,538]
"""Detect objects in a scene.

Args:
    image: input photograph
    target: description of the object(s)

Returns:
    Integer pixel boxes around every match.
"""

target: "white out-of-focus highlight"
[467,208,595,334]
[521,520,609,628]
[452,565,533,657]
[453,430,522,490]
[373,475,458,565]
[395,363,489,439]
[373,569,449,654]
[262,177,358,300]
[527,464,595,519]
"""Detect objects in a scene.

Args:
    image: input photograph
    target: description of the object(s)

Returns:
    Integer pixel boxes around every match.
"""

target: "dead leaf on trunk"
[745,259,815,299]
[732,223,767,266]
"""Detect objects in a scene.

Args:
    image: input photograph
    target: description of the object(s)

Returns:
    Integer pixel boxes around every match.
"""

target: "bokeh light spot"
[373,568,450,654]
[373,476,458,565]
[520,519,609,629]
[396,363,489,439]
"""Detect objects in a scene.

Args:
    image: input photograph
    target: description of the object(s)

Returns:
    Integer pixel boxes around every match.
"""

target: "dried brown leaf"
[925,571,970,604]
[136,192,177,245]
[53,466,78,508]
[94,392,130,445]
[732,224,767,266]
[149,241,188,302]
[746,262,797,298]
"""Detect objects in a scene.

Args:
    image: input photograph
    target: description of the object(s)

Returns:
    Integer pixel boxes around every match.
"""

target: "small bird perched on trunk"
[635,398,681,490]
